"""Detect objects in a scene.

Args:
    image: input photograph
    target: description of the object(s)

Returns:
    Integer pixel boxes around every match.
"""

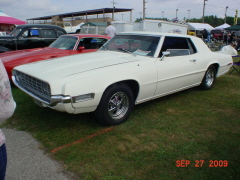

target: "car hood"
[14,51,137,81]
[1,47,66,63]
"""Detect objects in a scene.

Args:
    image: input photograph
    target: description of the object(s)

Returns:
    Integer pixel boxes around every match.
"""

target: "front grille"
[15,71,51,103]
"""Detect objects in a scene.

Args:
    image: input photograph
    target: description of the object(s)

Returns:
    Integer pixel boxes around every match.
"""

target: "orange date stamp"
[176,160,229,167]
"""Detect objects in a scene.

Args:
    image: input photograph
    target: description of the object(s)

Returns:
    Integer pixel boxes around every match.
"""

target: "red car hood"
[1,47,72,78]
[0,47,69,63]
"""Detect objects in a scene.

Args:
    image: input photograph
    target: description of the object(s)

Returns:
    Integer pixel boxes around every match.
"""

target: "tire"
[94,83,134,126]
[200,65,216,90]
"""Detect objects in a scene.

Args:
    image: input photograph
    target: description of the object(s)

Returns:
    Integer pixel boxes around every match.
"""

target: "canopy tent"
[224,23,240,31]
[0,11,26,25]
[186,23,214,31]
[214,23,230,29]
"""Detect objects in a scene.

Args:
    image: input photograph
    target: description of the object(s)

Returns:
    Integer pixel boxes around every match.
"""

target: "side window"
[79,38,108,49]
[80,38,93,49]
[92,38,108,49]
[159,37,196,57]
[20,29,39,38]
[30,29,39,36]
[57,30,65,37]
[42,29,57,38]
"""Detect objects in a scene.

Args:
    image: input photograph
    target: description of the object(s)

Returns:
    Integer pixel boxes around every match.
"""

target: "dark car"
[0,24,67,53]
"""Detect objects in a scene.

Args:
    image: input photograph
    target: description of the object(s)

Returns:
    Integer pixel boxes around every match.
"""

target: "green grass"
[2,72,240,180]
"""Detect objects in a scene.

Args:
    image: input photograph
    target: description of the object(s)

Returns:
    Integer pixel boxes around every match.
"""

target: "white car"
[12,32,233,126]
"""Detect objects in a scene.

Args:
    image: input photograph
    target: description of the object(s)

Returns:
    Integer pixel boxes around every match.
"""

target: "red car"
[1,34,110,78]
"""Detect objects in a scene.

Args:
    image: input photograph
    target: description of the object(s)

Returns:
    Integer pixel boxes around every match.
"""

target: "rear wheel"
[200,65,216,90]
[95,83,134,126]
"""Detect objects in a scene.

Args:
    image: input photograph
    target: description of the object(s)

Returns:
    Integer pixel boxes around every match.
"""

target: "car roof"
[16,24,66,32]
[118,31,196,38]
[62,34,111,39]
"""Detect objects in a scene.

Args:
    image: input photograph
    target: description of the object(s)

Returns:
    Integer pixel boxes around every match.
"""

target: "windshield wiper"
[117,48,136,56]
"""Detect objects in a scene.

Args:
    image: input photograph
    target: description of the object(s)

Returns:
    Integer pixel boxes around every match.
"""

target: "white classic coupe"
[12,32,233,126]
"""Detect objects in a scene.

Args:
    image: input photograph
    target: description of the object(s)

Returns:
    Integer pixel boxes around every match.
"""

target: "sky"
[1,0,240,23]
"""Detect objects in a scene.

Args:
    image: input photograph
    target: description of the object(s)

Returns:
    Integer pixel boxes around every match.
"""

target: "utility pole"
[111,0,117,21]
[202,0,207,23]
[224,6,228,24]
[143,0,146,20]
[176,9,178,19]
[187,10,191,20]
[161,11,164,19]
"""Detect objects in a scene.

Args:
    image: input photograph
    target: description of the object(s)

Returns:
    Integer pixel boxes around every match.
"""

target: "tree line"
[135,15,240,27]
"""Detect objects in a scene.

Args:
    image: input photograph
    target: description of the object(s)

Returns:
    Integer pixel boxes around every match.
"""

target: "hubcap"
[206,69,214,87]
[108,92,129,120]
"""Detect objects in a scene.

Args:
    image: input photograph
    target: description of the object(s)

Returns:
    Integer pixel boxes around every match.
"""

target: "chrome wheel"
[95,83,134,126]
[205,68,214,87]
[200,65,216,90]
[108,92,129,120]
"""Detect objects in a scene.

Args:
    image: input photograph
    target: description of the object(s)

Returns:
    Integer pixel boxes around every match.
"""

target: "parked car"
[0,24,67,53]
[1,34,110,78]
[211,29,224,41]
[12,32,233,126]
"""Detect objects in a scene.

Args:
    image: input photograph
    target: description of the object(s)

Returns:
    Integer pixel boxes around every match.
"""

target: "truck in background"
[53,22,84,33]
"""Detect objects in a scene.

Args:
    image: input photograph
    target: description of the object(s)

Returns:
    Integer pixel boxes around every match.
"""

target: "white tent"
[186,23,214,31]
[214,23,230,29]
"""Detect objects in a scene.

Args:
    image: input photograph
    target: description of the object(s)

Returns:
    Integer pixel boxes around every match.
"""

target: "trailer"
[133,20,187,34]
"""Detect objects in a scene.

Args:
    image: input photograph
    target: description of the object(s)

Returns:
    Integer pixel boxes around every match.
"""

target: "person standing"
[235,36,240,51]
[229,32,236,44]
[105,21,116,38]
[223,32,229,45]
[202,29,208,42]
[0,60,16,180]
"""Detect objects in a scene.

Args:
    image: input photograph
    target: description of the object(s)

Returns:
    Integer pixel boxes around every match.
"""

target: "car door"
[154,36,203,96]
[17,28,43,50]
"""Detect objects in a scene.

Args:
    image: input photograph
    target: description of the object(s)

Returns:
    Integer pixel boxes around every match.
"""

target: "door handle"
[190,59,197,62]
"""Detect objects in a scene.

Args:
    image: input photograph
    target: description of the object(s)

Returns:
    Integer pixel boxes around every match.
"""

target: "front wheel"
[94,83,134,126]
[200,65,216,90]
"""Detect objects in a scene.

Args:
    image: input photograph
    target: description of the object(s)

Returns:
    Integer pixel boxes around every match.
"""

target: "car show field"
[1,2,240,179]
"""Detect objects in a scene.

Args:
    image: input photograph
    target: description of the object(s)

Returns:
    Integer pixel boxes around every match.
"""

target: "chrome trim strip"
[135,83,200,104]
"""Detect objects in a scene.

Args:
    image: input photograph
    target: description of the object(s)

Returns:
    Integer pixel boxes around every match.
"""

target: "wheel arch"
[210,63,219,75]
[103,80,140,102]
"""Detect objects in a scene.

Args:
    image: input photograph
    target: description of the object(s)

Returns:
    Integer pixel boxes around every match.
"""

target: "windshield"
[100,35,160,57]
[10,28,22,36]
[49,36,78,50]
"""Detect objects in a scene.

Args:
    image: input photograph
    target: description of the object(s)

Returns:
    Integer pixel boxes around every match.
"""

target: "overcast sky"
[1,0,239,23]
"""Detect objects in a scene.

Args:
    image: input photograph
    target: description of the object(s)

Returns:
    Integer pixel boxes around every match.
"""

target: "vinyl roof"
[27,8,133,21]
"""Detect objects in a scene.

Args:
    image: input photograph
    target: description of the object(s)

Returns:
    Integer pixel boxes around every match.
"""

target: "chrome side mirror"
[160,51,170,61]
